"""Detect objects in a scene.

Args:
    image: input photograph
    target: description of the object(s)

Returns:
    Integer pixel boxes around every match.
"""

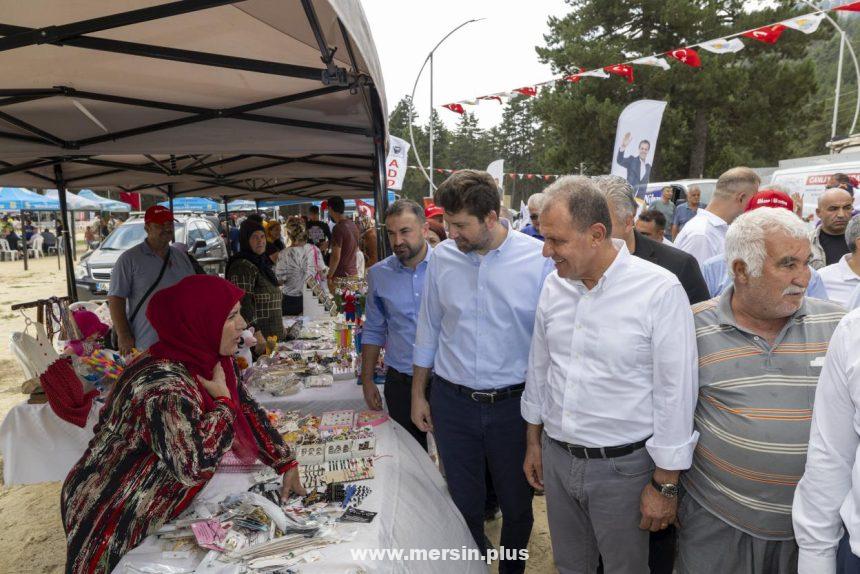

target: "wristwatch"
[651,478,679,499]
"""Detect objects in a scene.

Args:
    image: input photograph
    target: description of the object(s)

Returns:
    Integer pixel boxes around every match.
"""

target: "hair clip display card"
[319,410,355,432]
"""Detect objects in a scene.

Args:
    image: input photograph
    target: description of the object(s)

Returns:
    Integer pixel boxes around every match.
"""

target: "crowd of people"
[52,165,860,574]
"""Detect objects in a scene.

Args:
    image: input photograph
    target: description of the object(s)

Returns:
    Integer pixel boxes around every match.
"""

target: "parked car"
[769,160,860,220]
[74,215,227,301]
[639,179,719,208]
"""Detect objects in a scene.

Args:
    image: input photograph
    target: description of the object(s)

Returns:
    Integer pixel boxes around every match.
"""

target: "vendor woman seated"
[61,275,305,574]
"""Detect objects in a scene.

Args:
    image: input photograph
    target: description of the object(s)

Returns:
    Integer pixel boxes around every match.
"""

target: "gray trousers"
[542,433,654,574]
[677,494,798,574]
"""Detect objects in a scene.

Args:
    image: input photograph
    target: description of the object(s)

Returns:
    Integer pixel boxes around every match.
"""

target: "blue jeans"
[839,531,860,573]
[430,376,533,574]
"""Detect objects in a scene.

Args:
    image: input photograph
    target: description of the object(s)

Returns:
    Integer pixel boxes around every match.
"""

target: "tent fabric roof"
[44,189,102,211]
[78,189,131,212]
[0,186,59,210]
[0,0,387,201]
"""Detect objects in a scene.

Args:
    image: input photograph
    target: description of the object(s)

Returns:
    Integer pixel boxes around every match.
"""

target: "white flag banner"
[631,56,671,70]
[385,136,410,191]
[700,37,745,54]
[782,13,825,34]
[577,69,610,79]
[611,99,668,198]
[486,159,505,196]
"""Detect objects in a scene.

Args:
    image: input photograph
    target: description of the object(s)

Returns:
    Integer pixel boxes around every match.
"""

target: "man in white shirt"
[522,176,699,574]
[793,309,860,572]
[818,215,860,307]
[675,167,759,265]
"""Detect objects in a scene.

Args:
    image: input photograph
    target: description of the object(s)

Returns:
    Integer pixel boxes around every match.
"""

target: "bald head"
[817,188,854,235]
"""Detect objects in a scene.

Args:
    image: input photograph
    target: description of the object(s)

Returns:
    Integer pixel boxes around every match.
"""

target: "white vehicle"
[769,160,860,218]
[640,179,719,207]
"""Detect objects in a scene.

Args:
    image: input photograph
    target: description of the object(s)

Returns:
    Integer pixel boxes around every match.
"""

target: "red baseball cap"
[745,190,794,213]
[425,204,445,219]
[144,205,176,224]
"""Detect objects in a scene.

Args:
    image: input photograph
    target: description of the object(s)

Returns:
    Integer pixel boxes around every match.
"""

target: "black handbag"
[104,250,171,350]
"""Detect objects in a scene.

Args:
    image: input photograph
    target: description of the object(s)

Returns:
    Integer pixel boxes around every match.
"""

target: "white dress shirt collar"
[698,208,728,229]
[567,238,629,293]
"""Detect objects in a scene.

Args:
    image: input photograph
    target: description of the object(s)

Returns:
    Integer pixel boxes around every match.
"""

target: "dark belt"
[436,376,525,404]
[549,434,649,459]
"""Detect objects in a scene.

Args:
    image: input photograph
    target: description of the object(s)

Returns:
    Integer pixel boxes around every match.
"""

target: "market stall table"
[114,419,485,574]
[0,401,100,485]
[251,378,367,414]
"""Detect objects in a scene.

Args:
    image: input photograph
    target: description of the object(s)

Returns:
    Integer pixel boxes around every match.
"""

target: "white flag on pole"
[631,56,671,70]
[782,13,825,35]
[385,136,410,191]
[487,160,505,196]
[699,37,745,54]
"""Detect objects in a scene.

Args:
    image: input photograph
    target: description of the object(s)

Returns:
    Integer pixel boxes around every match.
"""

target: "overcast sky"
[362,0,571,130]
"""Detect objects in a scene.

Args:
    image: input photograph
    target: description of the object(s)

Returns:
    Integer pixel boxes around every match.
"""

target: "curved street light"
[409,18,485,194]
[801,0,860,146]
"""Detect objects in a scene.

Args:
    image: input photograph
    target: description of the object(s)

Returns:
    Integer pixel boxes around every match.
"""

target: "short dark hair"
[385,199,425,223]
[638,208,667,231]
[433,169,500,221]
[543,176,612,236]
[309,205,320,215]
[639,140,651,148]
[246,213,264,224]
[328,196,346,214]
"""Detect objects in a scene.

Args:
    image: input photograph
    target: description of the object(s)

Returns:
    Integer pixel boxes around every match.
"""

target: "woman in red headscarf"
[61,275,304,574]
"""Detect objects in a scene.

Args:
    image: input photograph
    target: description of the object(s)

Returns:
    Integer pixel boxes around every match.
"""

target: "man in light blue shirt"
[411,170,553,573]
[701,253,828,299]
[360,199,432,449]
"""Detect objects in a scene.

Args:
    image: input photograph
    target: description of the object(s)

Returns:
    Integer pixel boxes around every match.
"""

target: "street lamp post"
[409,18,485,195]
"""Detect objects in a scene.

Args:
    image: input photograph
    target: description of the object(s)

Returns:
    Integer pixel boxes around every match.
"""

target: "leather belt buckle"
[470,390,495,403]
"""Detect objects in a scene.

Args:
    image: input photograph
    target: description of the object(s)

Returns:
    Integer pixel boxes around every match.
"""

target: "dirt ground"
[0,254,556,573]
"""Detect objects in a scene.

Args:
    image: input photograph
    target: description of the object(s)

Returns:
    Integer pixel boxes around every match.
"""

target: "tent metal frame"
[0,0,390,300]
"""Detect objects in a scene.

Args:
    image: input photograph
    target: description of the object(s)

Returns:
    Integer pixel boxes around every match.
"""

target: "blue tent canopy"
[258,191,397,209]
[158,197,220,213]
[0,187,60,211]
[223,199,256,212]
[79,190,131,212]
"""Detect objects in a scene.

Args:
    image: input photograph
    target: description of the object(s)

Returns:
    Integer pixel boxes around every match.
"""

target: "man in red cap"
[424,203,444,224]
[107,205,197,355]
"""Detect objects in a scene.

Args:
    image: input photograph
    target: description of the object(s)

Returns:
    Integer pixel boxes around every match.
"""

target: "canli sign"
[806,173,860,186]
[386,136,410,191]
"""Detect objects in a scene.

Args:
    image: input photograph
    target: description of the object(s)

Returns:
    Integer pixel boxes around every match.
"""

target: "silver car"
[74,215,227,301]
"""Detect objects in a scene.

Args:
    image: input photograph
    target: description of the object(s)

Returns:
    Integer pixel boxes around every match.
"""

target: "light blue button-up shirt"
[700,254,828,299]
[361,244,433,375]
[413,221,554,390]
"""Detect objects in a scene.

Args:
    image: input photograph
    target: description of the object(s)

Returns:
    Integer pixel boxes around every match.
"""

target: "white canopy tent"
[0,0,389,298]
[43,189,101,211]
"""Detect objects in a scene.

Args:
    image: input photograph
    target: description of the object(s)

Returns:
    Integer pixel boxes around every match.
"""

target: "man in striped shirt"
[677,207,845,574]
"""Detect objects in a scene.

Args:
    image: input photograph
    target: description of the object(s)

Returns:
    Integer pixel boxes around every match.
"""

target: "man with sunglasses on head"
[520,192,548,242]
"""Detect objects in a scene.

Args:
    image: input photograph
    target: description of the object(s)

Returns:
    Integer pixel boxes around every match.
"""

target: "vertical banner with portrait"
[486,159,505,196]
[610,100,667,198]
[386,136,410,191]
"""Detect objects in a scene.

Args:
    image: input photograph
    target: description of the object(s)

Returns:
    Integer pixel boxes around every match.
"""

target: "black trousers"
[383,368,428,451]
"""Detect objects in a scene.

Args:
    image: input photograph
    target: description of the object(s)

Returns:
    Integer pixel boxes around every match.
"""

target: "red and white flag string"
[407,165,562,181]
[440,2,860,113]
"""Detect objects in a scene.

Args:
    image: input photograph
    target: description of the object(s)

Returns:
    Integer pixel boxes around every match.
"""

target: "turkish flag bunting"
[443,103,465,114]
[743,24,786,44]
[835,1,860,12]
[514,86,538,97]
[667,48,702,67]
[478,95,503,104]
[604,64,635,83]
[566,74,582,83]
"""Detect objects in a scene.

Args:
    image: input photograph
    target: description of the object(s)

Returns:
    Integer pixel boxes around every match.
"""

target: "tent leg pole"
[70,208,77,261]
[54,164,77,302]
[22,214,28,271]
[255,199,261,214]
[223,197,231,256]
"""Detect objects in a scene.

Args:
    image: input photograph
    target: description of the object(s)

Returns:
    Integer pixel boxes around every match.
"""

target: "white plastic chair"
[0,238,18,261]
[27,236,44,258]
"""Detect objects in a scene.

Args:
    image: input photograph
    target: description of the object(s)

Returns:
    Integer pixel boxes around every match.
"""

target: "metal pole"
[832,31,846,150]
[255,199,261,214]
[223,196,231,255]
[429,52,434,198]
[54,164,77,301]
[168,185,174,213]
[21,212,28,271]
[69,201,77,261]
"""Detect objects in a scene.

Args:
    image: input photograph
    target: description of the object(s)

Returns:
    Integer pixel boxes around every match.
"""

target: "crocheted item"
[39,357,98,427]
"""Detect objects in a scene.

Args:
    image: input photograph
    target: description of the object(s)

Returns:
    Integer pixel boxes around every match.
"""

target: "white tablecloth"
[114,420,484,574]
[251,378,368,414]
[0,401,100,485]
